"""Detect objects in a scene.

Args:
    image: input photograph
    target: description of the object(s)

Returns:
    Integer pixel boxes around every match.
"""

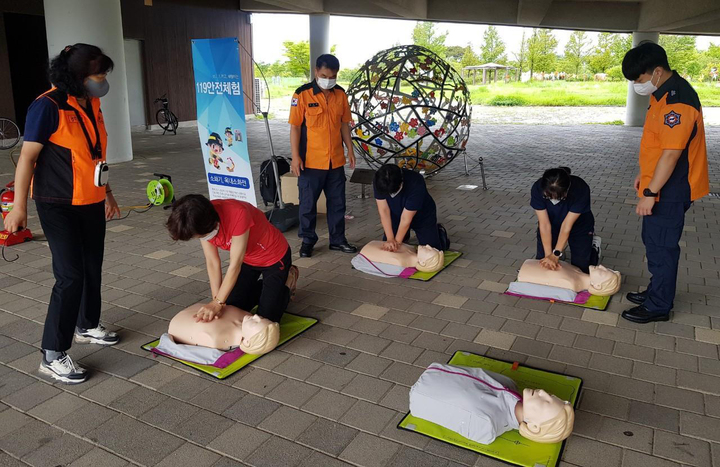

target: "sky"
[251,13,720,69]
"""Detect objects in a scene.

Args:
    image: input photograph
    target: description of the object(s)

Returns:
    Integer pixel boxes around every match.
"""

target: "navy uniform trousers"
[536,228,595,273]
[298,167,347,246]
[642,201,691,315]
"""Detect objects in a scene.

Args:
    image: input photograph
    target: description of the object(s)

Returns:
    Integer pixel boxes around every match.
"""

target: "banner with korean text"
[191,37,256,205]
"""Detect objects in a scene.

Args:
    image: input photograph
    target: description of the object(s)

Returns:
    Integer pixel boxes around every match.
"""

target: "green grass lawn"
[263,78,720,107]
[469,80,720,107]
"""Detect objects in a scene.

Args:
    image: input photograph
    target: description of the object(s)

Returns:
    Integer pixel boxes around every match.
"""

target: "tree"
[660,35,700,77]
[460,44,481,69]
[282,41,337,79]
[445,45,466,63]
[609,34,632,67]
[564,31,591,75]
[513,30,528,80]
[588,33,613,74]
[480,26,507,64]
[526,29,558,79]
[412,21,448,58]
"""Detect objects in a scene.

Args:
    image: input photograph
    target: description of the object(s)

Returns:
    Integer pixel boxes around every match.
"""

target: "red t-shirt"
[209,199,288,267]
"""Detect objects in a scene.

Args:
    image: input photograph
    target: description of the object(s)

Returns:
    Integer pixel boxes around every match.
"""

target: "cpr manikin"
[359,241,444,273]
[517,260,621,296]
[409,364,575,445]
[168,303,279,355]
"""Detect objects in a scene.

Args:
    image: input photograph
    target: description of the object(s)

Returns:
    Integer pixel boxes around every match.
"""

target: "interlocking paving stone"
[246,435,313,467]
[296,418,359,456]
[339,432,401,466]
[340,399,397,434]
[302,388,357,421]
[653,430,711,466]
[208,422,271,460]
[68,448,129,467]
[223,393,280,425]
[156,443,221,467]
[22,433,94,467]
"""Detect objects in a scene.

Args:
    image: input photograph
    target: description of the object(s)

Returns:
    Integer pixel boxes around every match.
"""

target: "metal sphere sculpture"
[348,45,471,175]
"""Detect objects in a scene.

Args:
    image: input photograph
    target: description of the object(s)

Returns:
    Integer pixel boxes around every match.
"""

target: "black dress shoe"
[299,243,314,258]
[621,305,670,324]
[626,290,648,305]
[329,242,357,254]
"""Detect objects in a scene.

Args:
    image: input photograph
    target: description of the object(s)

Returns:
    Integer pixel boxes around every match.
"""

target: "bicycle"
[0,117,20,150]
[154,94,178,135]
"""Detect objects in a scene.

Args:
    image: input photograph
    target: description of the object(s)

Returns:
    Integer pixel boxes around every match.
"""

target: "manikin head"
[518,388,575,443]
[239,314,280,355]
[587,265,621,296]
[416,245,444,273]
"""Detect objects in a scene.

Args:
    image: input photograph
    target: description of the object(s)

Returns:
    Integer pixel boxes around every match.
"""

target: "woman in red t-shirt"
[166,195,298,323]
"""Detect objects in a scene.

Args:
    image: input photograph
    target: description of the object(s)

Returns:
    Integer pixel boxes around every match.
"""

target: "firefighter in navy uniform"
[288,54,357,258]
[621,42,709,324]
[2,44,121,384]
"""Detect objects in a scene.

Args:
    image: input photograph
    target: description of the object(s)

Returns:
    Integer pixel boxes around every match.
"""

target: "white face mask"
[550,199,561,205]
[633,71,659,96]
[316,77,336,90]
[199,226,218,242]
[390,183,403,198]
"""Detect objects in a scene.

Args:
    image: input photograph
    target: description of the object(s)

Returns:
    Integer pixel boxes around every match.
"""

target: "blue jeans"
[298,167,347,245]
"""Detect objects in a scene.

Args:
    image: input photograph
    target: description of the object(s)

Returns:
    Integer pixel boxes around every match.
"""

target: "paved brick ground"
[0,120,719,467]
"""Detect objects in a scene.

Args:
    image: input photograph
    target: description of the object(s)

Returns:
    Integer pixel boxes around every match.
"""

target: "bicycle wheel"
[0,118,20,150]
[156,109,173,131]
[168,111,179,132]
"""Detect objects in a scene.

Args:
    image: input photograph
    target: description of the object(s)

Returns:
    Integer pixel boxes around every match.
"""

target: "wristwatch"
[643,188,658,198]
[552,249,563,258]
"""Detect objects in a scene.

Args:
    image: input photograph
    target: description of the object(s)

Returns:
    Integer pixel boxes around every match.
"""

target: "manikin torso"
[518,260,590,292]
[168,303,268,350]
[517,260,621,296]
[360,241,417,268]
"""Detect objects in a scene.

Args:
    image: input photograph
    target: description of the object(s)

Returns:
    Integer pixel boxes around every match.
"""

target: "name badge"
[308,103,319,108]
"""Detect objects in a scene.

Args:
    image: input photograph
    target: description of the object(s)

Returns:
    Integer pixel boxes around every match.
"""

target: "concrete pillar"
[43,0,132,163]
[625,31,660,127]
[309,14,330,80]
[482,69,487,84]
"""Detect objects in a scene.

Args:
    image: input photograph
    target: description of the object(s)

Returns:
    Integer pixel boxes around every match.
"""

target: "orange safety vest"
[31,88,107,205]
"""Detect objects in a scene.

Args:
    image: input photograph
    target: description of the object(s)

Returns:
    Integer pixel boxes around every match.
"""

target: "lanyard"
[73,105,102,160]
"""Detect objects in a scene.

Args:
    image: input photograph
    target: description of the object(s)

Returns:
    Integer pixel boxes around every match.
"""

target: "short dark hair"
[316,54,340,71]
[541,167,572,200]
[166,194,219,241]
[622,42,670,81]
[374,164,403,195]
[49,43,114,98]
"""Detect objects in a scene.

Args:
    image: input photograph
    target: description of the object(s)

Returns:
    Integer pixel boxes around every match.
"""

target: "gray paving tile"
[258,405,317,440]
[140,398,201,430]
[342,373,393,403]
[86,414,184,465]
[68,448,129,467]
[223,393,280,425]
[653,430,711,466]
[296,418,359,456]
[109,385,168,417]
[22,433,94,467]
[2,380,60,411]
[246,435,313,467]
[171,410,235,446]
[266,379,320,408]
[302,388,357,421]
[340,399,397,434]
[340,432,401,466]
[208,422,270,460]
[388,446,451,467]
[0,419,62,458]
[156,443,221,467]
[563,437,623,467]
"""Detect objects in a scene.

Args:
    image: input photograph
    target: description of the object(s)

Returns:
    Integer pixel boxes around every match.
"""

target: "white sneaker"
[39,353,87,384]
[592,235,602,264]
[74,324,120,346]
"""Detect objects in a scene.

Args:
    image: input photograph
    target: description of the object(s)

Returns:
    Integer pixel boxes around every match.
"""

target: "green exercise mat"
[408,250,462,281]
[398,351,582,467]
[504,289,612,311]
[141,313,317,380]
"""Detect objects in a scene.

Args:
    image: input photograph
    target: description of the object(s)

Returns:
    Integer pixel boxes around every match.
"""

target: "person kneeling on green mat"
[166,195,298,324]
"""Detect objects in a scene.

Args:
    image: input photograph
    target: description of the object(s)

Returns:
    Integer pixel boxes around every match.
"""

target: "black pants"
[386,219,448,251]
[36,201,106,351]
[226,247,292,323]
[298,167,347,246]
[642,201,691,315]
[536,227,595,273]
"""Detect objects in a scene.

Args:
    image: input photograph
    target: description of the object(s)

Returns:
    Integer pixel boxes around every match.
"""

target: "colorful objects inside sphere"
[347,45,472,175]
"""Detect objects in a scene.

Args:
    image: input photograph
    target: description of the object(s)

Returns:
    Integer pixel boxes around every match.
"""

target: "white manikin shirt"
[409,363,521,445]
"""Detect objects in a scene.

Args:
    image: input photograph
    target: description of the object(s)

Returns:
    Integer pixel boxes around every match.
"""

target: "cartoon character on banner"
[234,130,243,142]
[225,127,234,147]
[206,132,224,170]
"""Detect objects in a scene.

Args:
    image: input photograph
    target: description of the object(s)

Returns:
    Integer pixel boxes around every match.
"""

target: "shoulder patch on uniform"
[664,110,681,128]
[291,97,298,107]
